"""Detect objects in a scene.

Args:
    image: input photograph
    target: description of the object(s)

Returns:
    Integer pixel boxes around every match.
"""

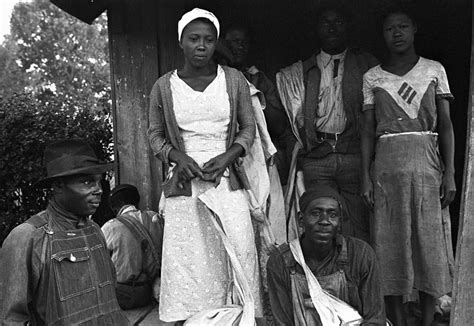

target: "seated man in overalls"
[102,184,163,310]
[266,185,385,325]
[0,139,128,325]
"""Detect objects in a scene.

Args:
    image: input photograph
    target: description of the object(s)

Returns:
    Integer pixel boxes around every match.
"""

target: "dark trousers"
[116,282,152,310]
[302,153,370,243]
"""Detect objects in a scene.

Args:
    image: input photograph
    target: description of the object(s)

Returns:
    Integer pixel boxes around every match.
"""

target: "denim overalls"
[290,238,350,326]
[28,211,128,325]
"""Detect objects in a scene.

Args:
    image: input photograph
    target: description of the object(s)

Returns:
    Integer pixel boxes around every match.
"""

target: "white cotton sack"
[289,240,362,326]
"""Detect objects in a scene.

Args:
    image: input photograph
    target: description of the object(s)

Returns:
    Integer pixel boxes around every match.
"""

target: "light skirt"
[159,177,262,322]
[373,133,454,297]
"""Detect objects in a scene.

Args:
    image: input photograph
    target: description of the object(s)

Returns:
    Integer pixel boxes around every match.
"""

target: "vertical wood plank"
[450,3,474,325]
[107,0,162,210]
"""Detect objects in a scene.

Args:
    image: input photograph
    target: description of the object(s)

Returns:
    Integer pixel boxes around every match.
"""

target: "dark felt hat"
[36,138,114,187]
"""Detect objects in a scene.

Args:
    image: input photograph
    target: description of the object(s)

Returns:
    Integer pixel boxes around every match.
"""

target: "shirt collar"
[48,198,90,229]
[295,233,347,266]
[320,49,347,68]
[117,204,138,216]
[246,65,259,75]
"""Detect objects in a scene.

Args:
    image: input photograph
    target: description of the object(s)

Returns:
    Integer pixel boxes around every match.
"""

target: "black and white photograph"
[0,0,472,325]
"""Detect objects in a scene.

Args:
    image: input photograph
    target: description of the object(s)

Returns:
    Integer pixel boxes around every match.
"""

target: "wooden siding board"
[108,0,162,210]
[450,2,474,324]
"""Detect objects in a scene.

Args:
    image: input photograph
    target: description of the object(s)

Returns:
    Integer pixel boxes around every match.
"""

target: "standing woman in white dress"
[147,8,262,324]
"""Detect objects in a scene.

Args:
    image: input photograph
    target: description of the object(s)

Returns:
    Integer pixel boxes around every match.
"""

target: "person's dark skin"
[53,173,103,218]
[317,9,348,55]
[223,27,289,138]
[170,19,245,188]
[224,28,249,70]
[360,12,456,326]
[300,197,341,268]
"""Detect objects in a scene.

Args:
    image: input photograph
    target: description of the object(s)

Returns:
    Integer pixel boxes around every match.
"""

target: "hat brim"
[35,162,114,188]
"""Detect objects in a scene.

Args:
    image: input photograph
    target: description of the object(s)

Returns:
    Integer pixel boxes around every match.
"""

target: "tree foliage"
[1,0,110,113]
[0,93,113,244]
[0,0,114,243]
[0,42,27,97]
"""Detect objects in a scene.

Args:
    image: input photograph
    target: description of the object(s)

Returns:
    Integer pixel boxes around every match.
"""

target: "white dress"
[159,66,262,322]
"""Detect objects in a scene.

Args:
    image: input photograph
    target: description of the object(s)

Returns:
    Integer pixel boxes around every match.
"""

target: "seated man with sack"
[102,184,163,310]
[267,185,386,325]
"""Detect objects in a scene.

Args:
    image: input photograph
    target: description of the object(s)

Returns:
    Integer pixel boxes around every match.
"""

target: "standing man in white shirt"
[278,5,378,243]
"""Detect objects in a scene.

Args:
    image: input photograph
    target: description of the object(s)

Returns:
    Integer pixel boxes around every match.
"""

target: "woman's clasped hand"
[169,148,237,188]
[168,149,203,188]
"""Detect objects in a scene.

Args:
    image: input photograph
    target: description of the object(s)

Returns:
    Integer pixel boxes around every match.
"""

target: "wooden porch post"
[450,4,474,325]
[107,0,162,210]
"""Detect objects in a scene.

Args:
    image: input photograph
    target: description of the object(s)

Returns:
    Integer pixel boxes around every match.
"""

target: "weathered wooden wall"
[107,0,162,210]
[107,0,471,224]
[107,0,474,318]
[451,2,474,324]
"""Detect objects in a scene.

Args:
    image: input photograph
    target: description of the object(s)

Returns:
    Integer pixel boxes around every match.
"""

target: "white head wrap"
[177,8,220,41]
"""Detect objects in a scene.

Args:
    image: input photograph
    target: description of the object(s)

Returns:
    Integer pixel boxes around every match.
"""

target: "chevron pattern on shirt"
[397,82,417,105]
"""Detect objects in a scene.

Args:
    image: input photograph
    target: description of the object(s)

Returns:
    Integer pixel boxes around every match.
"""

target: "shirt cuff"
[436,93,454,102]
[155,144,174,165]
[362,104,375,111]
[233,139,249,157]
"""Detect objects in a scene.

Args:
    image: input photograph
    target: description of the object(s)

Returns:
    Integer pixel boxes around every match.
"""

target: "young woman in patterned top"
[361,7,456,326]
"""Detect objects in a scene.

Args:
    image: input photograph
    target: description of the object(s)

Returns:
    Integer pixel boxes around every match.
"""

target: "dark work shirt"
[244,67,297,148]
[266,235,385,325]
